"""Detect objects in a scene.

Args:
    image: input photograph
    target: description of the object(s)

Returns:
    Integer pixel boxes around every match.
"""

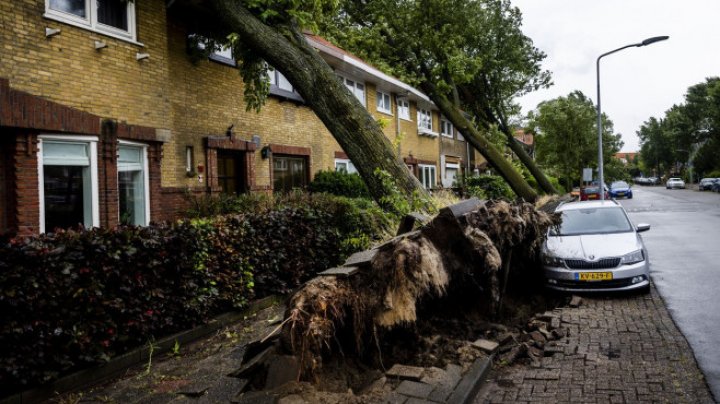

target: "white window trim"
[418,164,437,189]
[336,72,366,107]
[397,98,411,121]
[376,91,393,115]
[118,140,151,226]
[38,135,100,234]
[440,117,454,138]
[417,108,438,137]
[334,158,357,174]
[44,0,141,45]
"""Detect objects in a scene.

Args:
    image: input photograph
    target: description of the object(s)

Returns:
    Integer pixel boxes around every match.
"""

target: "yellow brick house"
[0,0,481,235]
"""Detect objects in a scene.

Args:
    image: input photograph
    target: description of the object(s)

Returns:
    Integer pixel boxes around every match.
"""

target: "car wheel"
[628,195,633,199]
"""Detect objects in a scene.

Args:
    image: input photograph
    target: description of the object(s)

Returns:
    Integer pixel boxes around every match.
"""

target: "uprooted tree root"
[280,199,561,379]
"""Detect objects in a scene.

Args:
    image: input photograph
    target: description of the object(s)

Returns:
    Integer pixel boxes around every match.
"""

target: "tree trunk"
[503,128,557,195]
[182,0,429,208]
[423,87,538,202]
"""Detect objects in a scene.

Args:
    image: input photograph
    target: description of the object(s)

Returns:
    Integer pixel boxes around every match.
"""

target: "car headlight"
[621,249,645,265]
[542,254,565,267]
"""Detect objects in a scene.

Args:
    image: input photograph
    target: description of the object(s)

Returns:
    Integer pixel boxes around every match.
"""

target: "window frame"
[37,135,100,234]
[336,73,366,106]
[397,98,411,121]
[417,108,438,137]
[44,0,138,43]
[440,116,454,138]
[117,141,150,226]
[334,158,357,174]
[376,91,392,115]
[418,164,437,189]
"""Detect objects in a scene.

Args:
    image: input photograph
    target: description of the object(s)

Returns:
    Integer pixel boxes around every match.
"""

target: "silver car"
[542,200,651,292]
[666,177,685,189]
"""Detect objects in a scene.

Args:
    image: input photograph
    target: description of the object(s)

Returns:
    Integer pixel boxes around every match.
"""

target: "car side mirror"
[636,223,651,233]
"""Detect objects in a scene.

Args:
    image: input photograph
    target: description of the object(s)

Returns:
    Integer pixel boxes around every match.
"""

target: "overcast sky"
[511,0,720,152]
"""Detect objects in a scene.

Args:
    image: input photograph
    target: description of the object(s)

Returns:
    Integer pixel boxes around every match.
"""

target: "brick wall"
[0,0,171,131]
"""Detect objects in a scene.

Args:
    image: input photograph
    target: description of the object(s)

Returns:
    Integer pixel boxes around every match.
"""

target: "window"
[45,0,136,41]
[273,155,308,192]
[337,74,365,106]
[38,136,99,233]
[376,91,392,114]
[335,158,357,174]
[266,67,303,102]
[185,146,194,173]
[417,108,436,136]
[418,164,436,189]
[397,99,410,121]
[117,143,149,226]
[441,117,454,138]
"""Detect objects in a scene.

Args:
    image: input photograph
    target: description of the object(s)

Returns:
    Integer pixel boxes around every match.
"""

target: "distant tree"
[528,91,622,190]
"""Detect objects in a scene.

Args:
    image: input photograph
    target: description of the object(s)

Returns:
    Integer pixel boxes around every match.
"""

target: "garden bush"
[307,170,370,198]
[0,193,391,394]
[464,174,515,200]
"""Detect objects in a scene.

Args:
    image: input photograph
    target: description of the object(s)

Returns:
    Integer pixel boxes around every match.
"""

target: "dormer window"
[45,0,136,42]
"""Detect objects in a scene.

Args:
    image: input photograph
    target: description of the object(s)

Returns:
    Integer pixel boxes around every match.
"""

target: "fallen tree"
[280,198,560,377]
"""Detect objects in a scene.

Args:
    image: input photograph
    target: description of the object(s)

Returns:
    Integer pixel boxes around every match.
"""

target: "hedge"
[0,194,392,394]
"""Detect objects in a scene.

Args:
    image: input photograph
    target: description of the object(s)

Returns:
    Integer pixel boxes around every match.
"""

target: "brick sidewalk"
[474,286,715,404]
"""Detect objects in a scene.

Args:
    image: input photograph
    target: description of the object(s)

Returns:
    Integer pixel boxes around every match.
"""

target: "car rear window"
[552,207,633,236]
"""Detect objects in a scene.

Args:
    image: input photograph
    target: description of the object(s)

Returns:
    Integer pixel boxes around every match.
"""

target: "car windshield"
[611,181,628,188]
[584,186,600,193]
[669,178,681,181]
[552,207,633,236]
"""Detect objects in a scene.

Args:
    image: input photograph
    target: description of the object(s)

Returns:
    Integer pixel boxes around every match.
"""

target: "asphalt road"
[619,185,720,401]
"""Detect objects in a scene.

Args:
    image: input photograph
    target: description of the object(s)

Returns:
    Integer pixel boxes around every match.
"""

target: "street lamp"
[596,35,669,200]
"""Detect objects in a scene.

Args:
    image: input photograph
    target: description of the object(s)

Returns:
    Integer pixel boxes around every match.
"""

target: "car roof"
[556,200,621,212]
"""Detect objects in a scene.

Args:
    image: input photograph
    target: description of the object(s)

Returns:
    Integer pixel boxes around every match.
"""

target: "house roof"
[304,33,433,106]
[513,129,534,146]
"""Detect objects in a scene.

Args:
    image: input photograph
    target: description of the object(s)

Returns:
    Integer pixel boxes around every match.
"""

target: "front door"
[217,151,246,195]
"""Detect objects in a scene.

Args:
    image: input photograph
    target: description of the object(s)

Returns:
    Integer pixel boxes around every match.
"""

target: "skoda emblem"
[589,255,595,260]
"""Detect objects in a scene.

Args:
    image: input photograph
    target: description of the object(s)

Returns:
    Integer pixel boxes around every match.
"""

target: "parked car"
[580,185,609,201]
[609,181,633,199]
[699,178,718,191]
[711,179,720,193]
[666,177,685,189]
[542,200,651,293]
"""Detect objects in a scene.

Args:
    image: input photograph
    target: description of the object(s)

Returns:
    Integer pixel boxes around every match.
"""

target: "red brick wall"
[13,133,39,235]
[0,137,9,233]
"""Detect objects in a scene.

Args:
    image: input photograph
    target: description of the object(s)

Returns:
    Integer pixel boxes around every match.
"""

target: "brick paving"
[474,286,715,404]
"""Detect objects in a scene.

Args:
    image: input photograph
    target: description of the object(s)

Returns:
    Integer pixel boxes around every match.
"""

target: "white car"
[542,200,651,293]
[666,177,685,189]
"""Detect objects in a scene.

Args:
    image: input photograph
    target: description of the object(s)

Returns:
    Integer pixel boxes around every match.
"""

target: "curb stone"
[446,355,494,404]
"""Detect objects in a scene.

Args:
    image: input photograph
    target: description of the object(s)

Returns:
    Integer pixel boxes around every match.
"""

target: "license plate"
[576,272,613,281]
[617,192,625,196]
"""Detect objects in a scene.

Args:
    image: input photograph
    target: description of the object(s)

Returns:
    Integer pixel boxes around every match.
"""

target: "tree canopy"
[638,77,720,178]
[320,0,556,200]
[528,91,622,190]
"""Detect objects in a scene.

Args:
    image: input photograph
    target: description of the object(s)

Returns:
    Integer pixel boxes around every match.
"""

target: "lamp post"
[596,36,669,200]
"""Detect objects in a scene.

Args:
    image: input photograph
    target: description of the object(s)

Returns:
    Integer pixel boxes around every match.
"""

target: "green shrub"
[308,170,370,198]
[464,175,515,200]
[0,192,393,393]
[705,170,720,178]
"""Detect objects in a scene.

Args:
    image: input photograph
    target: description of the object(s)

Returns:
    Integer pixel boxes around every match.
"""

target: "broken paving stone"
[277,394,307,404]
[230,346,275,378]
[527,345,544,359]
[420,367,461,390]
[264,355,300,389]
[472,338,499,353]
[528,331,546,344]
[241,337,277,365]
[395,380,434,399]
[343,249,377,267]
[318,266,360,278]
[497,333,515,346]
[538,327,553,340]
[550,317,561,330]
[569,295,583,307]
[386,364,425,381]
[176,378,215,397]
